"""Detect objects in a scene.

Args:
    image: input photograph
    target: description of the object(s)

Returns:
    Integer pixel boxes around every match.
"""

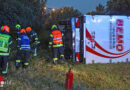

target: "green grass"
[1,50,130,90]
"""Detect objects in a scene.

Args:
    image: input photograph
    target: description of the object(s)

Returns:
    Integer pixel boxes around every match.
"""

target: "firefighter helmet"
[16,24,21,29]
[51,25,57,30]
[2,25,10,33]
[26,27,32,32]
[20,29,26,34]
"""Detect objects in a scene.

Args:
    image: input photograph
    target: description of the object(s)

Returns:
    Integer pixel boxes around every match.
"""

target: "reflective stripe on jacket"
[52,30,63,44]
[0,33,12,56]
[20,35,30,50]
[0,34,10,52]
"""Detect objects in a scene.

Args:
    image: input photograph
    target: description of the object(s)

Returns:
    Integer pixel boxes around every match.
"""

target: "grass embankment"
[1,50,130,90]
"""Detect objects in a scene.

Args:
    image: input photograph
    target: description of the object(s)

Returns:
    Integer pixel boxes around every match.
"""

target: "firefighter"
[49,25,65,64]
[16,29,31,69]
[15,24,21,48]
[26,27,40,56]
[0,25,12,75]
[15,24,21,69]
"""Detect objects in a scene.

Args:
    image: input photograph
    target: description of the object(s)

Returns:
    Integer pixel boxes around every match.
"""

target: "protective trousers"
[53,46,64,61]
[0,56,8,74]
[32,44,38,56]
[16,50,30,67]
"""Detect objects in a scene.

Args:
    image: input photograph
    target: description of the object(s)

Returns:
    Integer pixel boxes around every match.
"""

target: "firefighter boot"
[1,71,7,76]
[60,55,66,64]
[53,58,58,64]
[23,62,29,69]
[16,60,21,69]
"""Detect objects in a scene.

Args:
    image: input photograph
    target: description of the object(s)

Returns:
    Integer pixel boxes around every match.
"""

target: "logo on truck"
[116,19,124,52]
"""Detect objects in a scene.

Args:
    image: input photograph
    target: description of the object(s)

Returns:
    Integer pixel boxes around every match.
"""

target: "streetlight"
[44,6,47,10]
[52,8,55,12]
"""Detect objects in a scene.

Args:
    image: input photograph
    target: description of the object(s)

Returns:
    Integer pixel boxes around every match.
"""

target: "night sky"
[47,0,108,14]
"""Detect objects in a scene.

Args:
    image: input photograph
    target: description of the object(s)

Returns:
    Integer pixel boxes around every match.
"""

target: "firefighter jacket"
[17,34,31,50]
[0,32,12,56]
[27,30,40,45]
[49,29,64,47]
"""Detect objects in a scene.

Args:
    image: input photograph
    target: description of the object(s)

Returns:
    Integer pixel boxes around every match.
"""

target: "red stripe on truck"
[86,28,130,55]
[86,46,130,59]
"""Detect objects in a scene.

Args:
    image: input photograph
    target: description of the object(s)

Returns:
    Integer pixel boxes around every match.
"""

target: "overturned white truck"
[69,15,130,64]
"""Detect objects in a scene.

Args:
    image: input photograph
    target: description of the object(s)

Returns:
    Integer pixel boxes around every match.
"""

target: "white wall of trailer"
[84,15,130,64]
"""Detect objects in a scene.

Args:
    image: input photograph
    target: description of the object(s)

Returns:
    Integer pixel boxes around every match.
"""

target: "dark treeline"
[0,0,44,29]
[87,0,130,15]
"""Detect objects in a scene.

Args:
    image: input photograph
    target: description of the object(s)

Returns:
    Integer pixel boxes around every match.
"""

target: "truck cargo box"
[83,15,130,64]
